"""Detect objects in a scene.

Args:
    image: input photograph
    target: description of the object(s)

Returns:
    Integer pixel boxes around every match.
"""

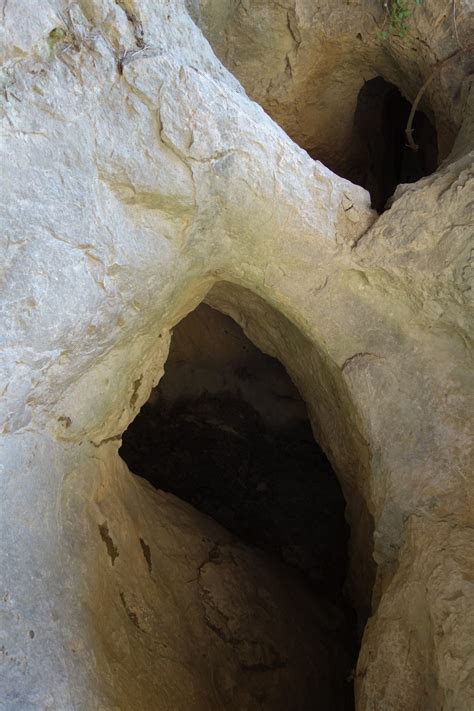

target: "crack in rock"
[98,521,119,565]
[197,544,288,672]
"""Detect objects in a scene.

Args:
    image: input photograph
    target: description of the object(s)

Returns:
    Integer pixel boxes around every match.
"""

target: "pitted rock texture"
[1,0,473,709]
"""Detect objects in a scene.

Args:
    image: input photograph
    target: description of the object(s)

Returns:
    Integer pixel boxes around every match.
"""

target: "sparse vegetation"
[47,27,68,54]
[378,0,424,40]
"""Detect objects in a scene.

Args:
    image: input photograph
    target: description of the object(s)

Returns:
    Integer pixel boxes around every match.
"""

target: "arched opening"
[351,77,438,212]
[120,300,365,709]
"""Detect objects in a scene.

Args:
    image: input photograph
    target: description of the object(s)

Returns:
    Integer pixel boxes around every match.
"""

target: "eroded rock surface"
[1,0,473,709]
[192,0,474,177]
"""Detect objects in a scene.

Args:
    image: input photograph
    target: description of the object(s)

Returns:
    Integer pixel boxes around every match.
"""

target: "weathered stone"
[192,0,474,172]
[1,0,473,708]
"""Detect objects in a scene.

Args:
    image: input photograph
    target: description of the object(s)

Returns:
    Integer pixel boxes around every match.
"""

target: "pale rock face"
[1,0,473,709]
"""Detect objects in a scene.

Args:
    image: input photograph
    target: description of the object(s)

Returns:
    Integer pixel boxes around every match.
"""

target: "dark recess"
[120,306,358,709]
[352,76,438,212]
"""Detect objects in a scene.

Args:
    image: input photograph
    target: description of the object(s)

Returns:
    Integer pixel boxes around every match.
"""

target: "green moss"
[47,26,75,56]
[378,0,424,40]
[48,27,66,50]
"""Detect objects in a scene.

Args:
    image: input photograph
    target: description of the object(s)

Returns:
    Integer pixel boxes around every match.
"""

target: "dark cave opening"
[351,76,438,212]
[120,303,358,709]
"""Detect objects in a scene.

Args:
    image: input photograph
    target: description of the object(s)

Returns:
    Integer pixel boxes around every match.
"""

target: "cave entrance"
[120,302,358,708]
[352,76,438,212]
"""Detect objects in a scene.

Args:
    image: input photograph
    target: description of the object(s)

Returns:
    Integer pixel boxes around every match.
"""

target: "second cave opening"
[351,76,438,212]
[120,302,358,708]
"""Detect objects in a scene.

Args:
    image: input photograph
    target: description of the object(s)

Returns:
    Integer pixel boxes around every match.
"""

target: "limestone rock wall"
[1,0,473,709]
[1,434,351,709]
[192,0,474,175]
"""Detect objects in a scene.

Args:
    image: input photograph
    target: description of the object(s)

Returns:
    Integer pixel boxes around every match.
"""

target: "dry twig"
[405,46,473,151]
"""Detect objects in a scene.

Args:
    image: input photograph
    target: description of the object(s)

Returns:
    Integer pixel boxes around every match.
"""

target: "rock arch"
[1,0,473,709]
